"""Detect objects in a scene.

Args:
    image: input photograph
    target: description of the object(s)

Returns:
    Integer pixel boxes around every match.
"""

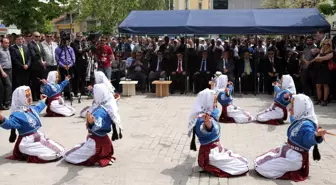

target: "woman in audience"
[312,39,333,106]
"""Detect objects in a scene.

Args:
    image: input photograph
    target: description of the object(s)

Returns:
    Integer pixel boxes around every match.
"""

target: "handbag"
[328,60,336,71]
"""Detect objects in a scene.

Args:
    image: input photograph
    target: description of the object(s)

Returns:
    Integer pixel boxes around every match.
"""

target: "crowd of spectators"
[0,30,335,110]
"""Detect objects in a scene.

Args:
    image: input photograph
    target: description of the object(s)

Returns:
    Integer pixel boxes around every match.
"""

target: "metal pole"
[70,12,73,36]
[254,35,258,96]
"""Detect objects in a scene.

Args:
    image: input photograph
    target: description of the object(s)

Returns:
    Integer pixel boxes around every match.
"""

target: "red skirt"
[261,102,288,125]
[45,93,65,117]
[78,134,115,167]
[6,133,60,163]
[219,105,236,123]
[279,141,309,182]
[198,140,247,177]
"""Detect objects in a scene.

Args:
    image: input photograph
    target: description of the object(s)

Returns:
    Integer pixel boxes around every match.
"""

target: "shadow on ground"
[161,156,197,185]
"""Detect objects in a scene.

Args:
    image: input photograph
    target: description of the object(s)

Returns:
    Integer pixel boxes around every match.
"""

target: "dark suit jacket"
[28,41,46,71]
[238,58,255,76]
[128,60,148,75]
[70,40,89,64]
[217,57,235,80]
[149,55,167,72]
[217,58,234,73]
[169,59,186,74]
[10,45,31,70]
[265,57,284,77]
[195,57,212,73]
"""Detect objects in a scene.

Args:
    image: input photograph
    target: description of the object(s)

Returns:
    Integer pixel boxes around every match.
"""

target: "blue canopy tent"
[119,8,330,34]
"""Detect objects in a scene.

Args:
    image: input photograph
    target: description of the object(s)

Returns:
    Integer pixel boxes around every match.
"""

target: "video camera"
[87,31,101,42]
[60,30,71,41]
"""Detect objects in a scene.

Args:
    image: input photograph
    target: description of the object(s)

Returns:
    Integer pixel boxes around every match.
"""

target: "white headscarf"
[94,71,115,94]
[214,75,228,92]
[292,94,318,125]
[93,84,122,132]
[47,71,58,84]
[10,86,31,113]
[188,88,215,137]
[282,75,296,94]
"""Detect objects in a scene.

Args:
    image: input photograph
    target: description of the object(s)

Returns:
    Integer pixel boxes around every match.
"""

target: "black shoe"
[0,105,8,110]
[314,100,321,105]
[321,101,328,107]
[180,91,185,95]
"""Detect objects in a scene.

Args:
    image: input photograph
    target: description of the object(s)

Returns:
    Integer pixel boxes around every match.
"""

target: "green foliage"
[76,0,167,33]
[261,0,328,9]
[318,0,336,15]
[0,0,71,33]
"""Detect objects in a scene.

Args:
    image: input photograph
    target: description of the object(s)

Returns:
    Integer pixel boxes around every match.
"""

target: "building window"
[213,0,228,9]
[185,0,189,10]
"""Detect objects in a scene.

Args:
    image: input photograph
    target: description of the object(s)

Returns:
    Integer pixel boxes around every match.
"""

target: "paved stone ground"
[1,93,336,185]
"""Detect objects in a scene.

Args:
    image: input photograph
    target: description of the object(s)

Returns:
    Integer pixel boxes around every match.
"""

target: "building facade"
[173,0,261,10]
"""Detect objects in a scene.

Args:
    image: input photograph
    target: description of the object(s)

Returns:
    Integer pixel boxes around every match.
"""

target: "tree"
[76,0,167,33]
[0,0,72,33]
[261,0,328,9]
[318,0,336,15]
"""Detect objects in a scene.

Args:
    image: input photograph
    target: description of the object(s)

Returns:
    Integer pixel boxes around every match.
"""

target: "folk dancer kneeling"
[255,94,326,181]
[188,88,249,177]
[214,75,253,123]
[256,75,296,125]
[0,86,65,163]
[80,71,120,118]
[64,84,122,167]
[40,71,76,117]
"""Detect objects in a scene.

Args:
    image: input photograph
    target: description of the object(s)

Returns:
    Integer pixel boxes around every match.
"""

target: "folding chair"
[239,77,242,95]
[257,77,260,94]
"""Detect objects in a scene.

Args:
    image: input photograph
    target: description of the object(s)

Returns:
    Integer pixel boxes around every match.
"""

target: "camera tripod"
[57,41,76,105]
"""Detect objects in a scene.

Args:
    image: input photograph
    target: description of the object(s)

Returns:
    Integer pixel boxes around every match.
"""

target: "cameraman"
[71,32,89,96]
[95,38,114,80]
[55,35,76,100]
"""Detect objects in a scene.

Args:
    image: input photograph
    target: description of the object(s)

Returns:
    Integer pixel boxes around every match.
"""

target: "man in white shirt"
[41,33,58,74]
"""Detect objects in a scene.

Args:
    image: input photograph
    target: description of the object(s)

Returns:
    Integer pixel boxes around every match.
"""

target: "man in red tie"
[170,48,186,94]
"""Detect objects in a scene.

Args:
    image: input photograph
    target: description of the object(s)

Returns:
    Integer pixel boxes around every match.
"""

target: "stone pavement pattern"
[1,94,336,185]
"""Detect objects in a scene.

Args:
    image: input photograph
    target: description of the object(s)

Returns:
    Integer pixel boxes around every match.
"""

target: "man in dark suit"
[264,48,284,94]
[128,51,148,93]
[239,50,255,94]
[10,35,31,90]
[28,32,46,101]
[170,48,187,94]
[217,49,235,82]
[193,50,211,93]
[148,48,167,93]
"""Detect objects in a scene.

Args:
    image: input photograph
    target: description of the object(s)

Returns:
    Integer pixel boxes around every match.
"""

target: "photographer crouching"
[55,31,76,100]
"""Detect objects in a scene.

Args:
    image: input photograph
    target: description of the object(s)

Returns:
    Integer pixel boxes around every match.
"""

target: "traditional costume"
[41,71,76,117]
[0,86,65,163]
[254,94,323,181]
[215,75,253,123]
[80,71,120,118]
[64,84,122,167]
[188,89,249,177]
[256,75,296,125]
